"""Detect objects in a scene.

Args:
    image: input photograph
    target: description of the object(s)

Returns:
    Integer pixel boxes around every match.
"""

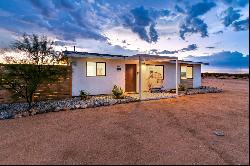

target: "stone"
[75,104,81,109]
[54,107,62,112]
[14,113,22,118]
[22,111,30,117]
[30,108,38,116]
[0,111,13,120]
[213,130,225,136]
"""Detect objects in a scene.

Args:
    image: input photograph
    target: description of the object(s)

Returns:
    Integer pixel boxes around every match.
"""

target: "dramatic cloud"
[185,51,249,68]
[221,7,241,27]
[180,18,209,40]
[0,0,249,71]
[122,6,170,43]
[188,2,216,18]
[179,1,216,40]
[232,17,249,31]
[151,44,198,54]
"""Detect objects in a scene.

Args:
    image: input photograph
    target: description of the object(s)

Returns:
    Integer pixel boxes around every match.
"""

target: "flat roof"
[63,51,127,59]
[64,51,207,64]
[169,60,209,65]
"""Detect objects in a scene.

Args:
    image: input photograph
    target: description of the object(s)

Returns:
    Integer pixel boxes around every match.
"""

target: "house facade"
[65,51,207,98]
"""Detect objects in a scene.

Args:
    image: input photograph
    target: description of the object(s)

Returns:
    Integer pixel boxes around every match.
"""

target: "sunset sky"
[0,0,249,73]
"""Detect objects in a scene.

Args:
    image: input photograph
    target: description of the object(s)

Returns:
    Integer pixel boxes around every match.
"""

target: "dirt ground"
[0,78,249,165]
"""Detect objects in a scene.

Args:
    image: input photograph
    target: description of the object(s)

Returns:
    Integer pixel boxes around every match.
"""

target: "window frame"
[145,64,165,80]
[155,65,164,80]
[86,62,106,77]
[181,65,193,79]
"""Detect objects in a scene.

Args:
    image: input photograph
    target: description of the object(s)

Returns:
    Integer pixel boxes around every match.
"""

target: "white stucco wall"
[71,58,126,96]
[71,58,194,96]
[193,64,201,88]
[137,62,180,91]
[165,63,181,90]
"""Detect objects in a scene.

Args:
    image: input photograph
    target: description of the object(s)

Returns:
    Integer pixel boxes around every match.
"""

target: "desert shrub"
[112,85,124,99]
[79,90,90,100]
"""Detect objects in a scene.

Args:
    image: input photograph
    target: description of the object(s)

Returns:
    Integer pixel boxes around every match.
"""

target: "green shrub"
[79,90,90,100]
[112,85,124,99]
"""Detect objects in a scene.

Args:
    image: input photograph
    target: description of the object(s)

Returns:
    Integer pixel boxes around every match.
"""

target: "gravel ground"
[0,78,248,165]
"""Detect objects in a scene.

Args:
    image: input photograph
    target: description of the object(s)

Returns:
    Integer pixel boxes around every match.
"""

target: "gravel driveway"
[0,78,248,165]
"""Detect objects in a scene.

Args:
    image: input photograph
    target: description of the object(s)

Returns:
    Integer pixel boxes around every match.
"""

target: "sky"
[0,0,249,73]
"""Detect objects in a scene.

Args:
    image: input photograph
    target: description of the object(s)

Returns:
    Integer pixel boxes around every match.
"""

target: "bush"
[112,85,124,99]
[178,83,187,91]
[79,90,90,100]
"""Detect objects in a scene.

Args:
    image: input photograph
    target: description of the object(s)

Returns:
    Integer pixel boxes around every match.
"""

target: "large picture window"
[86,62,106,76]
[181,65,193,79]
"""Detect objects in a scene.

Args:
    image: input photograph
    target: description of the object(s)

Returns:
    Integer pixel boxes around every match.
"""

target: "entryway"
[125,64,136,92]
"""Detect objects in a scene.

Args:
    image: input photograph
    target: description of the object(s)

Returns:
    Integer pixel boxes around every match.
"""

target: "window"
[181,65,193,79]
[86,62,106,76]
[146,65,164,80]
[96,62,106,76]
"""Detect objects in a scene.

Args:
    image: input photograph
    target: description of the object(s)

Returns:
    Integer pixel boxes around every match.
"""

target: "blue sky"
[0,0,249,73]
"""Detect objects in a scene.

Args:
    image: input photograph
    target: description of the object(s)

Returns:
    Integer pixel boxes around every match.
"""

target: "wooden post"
[139,55,142,100]
[176,59,178,96]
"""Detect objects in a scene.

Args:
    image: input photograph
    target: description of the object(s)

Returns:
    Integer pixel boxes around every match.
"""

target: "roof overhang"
[125,54,178,62]
[64,51,127,60]
[169,60,209,65]
[64,52,207,64]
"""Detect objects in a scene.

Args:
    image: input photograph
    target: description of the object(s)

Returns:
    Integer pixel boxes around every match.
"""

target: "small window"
[96,62,106,76]
[86,62,106,76]
[181,66,186,79]
[181,65,193,79]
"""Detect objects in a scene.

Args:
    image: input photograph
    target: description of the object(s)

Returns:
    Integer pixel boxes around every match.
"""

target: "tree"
[0,34,68,111]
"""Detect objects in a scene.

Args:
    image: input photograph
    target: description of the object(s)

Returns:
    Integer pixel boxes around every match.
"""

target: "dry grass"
[0,78,248,165]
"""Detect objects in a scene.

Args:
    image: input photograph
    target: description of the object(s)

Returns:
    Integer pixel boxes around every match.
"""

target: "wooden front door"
[125,64,136,92]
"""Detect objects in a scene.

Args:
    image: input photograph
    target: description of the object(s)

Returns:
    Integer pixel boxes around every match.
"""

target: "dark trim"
[96,62,106,76]
[180,64,193,80]
[155,65,164,80]
[86,61,106,77]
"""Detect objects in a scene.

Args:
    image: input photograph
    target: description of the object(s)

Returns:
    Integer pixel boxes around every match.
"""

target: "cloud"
[151,44,198,54]
[222,0,249,7]
[232,17,249,31]
[213,30,223,34]
[175,5,185,14]
[26,0,108,41]
[179,1,216,40]
[185,51,249,68]
[188,2,216,17]
[122,6,169,43]
[180,18,209,40]
[28,0,55,18]
[206,46,216,49]
[221,7,241,27]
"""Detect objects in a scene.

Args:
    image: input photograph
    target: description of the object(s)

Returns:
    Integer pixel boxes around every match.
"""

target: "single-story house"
[65,51,208,99]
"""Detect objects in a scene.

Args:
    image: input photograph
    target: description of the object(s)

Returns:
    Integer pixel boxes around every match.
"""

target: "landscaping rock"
[54,107,62,112]
[213,130,225,136]
[0,86,221,120]
[0,111,13,120]
[21,111,30,117]
[14,113,22,118]
[30,108,38,116]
